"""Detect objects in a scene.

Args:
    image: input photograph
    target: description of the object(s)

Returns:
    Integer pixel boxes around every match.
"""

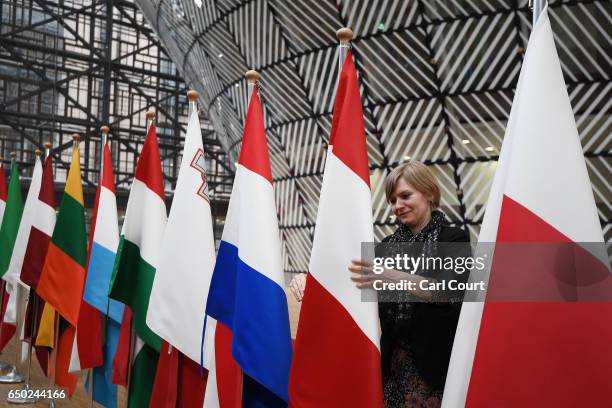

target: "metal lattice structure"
[0,0,234,216]
[137,0,611,274]
[136,0,611,274]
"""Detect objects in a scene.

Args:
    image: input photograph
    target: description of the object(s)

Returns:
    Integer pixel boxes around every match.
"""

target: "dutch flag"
[206,86,293,406]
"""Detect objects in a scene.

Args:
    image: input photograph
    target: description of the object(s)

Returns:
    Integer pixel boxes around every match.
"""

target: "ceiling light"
[485,146,495,152]
[462,139,470,144]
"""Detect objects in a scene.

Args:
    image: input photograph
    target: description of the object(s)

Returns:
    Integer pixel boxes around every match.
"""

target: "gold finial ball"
[336,27,353,43]
[44,142,52,149]
[35,149,42,156]
[100,125,110,134]
[146,110,156,120]
[187,90,199,101]
[10,152,16,158]
[245,70,260,84]
[73,133,81,142]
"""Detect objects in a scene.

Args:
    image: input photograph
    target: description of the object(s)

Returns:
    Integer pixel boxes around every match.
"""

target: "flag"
[111,307,132,387]
[84,319,121,408]
[442,7,612,407]
[206,86,292,406]
[0,158,24,277]
[71,141,123,407]
[21,154,56,375]
[202,317,242,408]
[3,155,43,349]
[36,142,86,396]
[37,143,87,327]
[289,52,383,407]
[109,121,166,407]
[0,158,23,352]
[150,341,206,408]
[146,106,211,402]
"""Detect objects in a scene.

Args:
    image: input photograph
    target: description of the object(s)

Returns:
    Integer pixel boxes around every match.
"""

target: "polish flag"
[289,52,383,407]
[443,7,612,407]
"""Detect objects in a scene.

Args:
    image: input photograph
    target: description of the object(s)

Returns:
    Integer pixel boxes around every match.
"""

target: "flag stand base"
[0,366,25,383]
[6,384,39,404]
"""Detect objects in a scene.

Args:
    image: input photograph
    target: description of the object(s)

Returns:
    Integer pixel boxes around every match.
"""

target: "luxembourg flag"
[206,86,292,406]
[289,52,383,407]
[443,7,612,408]
[70,141,123,407]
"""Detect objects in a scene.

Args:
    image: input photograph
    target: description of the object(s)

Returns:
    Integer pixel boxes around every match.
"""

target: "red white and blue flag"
[289,52,383,407]
[69,141,123,407]
[206,86,293,406]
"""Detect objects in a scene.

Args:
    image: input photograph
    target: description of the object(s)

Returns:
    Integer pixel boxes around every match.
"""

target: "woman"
[289,161,469,408]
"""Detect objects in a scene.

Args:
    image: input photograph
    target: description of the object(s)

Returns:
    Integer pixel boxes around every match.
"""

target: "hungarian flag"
[289,52,383,407]
[442,7,612,407]
[206,86,292,406]
[71,141,123,408]
[21,154,56,375]
[146,106,211,403]
[109,121,166,407]
[0,158,23,352]
[4,155,43,349]
[36,141,87,396]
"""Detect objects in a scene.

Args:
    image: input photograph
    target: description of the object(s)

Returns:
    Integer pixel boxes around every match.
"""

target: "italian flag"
[109,121,166,407]
[37,141,87,396]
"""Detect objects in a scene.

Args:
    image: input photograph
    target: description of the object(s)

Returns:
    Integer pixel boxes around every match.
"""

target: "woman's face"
[390,178,432,229]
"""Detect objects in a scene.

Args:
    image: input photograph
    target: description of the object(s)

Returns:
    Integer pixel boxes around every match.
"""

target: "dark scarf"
[386,210,446,255]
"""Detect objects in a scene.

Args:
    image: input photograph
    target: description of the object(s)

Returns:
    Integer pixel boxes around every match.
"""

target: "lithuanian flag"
[37,141,87,326]
[36,139,86,396]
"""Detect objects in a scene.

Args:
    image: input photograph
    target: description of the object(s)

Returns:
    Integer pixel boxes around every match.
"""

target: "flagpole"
[245,70,259,104]
[336,28,353,82]
[531,0,546,26]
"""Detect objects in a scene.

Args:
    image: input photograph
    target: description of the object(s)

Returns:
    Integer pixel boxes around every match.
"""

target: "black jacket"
[379,226,470,391]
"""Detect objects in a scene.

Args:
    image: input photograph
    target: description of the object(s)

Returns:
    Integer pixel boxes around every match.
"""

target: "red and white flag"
[289,52,383,407]
[443,6,612,407]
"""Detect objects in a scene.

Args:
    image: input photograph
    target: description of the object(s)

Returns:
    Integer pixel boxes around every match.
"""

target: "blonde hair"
[384,161,441,208]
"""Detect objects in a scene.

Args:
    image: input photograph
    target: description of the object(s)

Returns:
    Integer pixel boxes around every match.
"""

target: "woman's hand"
[288,273,307,302]
[349,259,407,289]
[349,259,433,298]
